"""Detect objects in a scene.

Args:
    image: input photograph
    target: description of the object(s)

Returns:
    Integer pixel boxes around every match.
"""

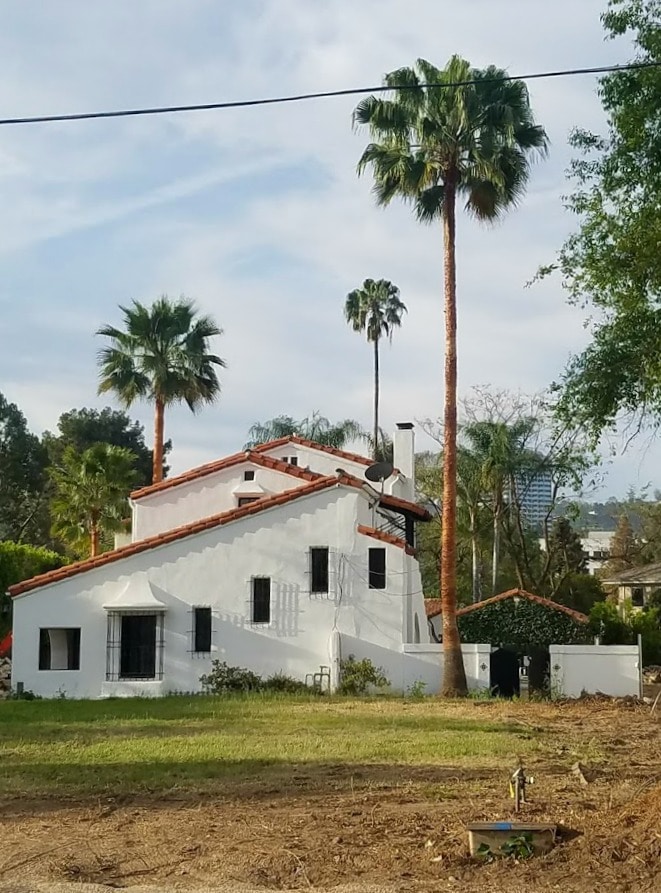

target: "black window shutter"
[194,607,212,652]
[310,547,329,593]
[368,548,386,589]
[252,578,271,623]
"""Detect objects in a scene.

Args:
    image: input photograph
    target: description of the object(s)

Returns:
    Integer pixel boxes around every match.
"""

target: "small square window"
[252,577,271,623]
[193,607,212,653]
[290,456,298,466]
[368,548,386,590]
[39,628,80,670]
[244,470,255,482]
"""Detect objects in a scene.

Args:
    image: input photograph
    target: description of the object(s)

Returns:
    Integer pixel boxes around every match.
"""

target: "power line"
[0,60,659,128]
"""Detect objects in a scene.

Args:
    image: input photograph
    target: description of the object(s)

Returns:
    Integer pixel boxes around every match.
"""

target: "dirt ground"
[1,699,660,893]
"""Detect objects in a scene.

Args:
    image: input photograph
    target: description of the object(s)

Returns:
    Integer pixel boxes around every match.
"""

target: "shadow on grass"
[0,758,509,806]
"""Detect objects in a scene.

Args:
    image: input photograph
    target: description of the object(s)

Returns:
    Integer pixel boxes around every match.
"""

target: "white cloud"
[0,0,651,496]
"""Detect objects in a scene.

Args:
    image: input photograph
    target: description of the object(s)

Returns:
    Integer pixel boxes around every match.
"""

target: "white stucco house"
[9,424,441,699]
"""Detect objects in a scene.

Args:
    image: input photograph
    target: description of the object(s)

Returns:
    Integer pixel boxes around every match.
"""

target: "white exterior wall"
[12,487,423,699]
[338,639,490,694]
[131,463,310,541]
[262,444,369,479]
[550,644,641,698]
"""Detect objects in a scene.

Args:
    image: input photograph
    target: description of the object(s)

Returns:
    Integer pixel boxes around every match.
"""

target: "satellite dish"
[365,461,394,483]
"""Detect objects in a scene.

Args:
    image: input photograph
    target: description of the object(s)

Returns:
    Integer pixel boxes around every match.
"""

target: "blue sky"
[0,0,653,496]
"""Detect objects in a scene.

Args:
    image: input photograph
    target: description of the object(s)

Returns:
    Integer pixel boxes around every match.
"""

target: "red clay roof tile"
[253,435,373,467]
[357,524,416,555]
[425,589,588,623]
[131,450,323,500]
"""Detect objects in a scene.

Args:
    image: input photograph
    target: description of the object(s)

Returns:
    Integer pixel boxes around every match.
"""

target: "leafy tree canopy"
[0,393,49,544]
[0,541,67,635]
[548,0,661,440]
[43,407,169,488]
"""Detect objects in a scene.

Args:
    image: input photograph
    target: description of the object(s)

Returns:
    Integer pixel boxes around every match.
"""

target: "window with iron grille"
[252,577,271,623]
[106,611,164,681]
[193,606,212,653]
[368,548,386,590]
[38,628,80,670]
[310,547,329,593]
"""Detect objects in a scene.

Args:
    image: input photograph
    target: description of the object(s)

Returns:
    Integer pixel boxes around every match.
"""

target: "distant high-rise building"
[513,469,553,529]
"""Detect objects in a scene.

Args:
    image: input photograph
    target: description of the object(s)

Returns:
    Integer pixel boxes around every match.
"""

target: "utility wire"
[0,60,659,127]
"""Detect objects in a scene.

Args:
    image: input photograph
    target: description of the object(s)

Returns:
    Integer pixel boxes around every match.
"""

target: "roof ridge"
[253,434,372,467]
[131,449,322,500]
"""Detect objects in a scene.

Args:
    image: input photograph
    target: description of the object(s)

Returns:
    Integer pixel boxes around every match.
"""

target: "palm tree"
[245,412,364,450]
[344,279,407,460]
[50,444,137,557]
[97,296,225,484]
[354,56,548,695]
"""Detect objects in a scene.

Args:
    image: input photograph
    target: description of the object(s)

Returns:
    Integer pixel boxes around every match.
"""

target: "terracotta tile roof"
[131,450,323,500]
[357,524,416,556]
[8,471,427,597]
[457,589,589,623]
[253,435,373,467]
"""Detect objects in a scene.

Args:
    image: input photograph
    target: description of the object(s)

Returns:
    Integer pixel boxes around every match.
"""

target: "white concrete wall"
[132,463,310,541]
[12,486,420,699]
[550,644,641,698]
[339,637,490,694]
[262,444,369,479]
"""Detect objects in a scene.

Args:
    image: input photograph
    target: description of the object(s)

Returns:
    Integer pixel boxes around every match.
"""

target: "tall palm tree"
[245,412,365,450]
[50,444,137,557]
[344,279,407,460]
[354,56,548,695]
[97,296,225,484]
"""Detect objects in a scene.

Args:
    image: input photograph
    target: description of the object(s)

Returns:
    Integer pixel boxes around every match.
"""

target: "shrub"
[262,672,311,694]
[200,661,262,694]
[0,542,67,636]
[339,655,389,695]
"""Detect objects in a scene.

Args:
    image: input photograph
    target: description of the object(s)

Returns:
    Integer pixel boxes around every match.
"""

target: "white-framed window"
[38,628,80,670]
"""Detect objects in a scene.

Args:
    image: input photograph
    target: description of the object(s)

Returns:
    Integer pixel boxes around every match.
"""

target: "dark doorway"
[120,614,156,679]
[490,647,520,698]
[527,647,550,694]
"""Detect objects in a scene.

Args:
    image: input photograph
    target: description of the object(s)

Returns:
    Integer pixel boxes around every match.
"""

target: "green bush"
[588,601,630,644]
[199,661,262,693]
[339,655,389,695]
[199,662,316,695]
[262,672,311,694]
[0,541,67,635]
[588,601,661,665]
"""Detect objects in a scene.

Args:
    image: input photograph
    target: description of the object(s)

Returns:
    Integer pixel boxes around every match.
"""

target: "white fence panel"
[550,644,641,698]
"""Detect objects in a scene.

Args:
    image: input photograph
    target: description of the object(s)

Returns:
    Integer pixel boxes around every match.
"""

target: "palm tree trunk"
[153,397,165,484]
[470,511,480,603]
[440,180,468,697]
[90,521,100,558]
[492,508,500,596]
[373,337,380,460]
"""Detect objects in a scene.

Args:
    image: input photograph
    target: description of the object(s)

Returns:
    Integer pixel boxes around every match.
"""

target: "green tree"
[344,279,407,459]
[43,406,169,489]
[0,393,49,544]
[50,444,138,557]
[604,513,643,575]
[548,1,661,438]
[0,542,67,635]
[354,56,547,694]
[463,418,538,596]
[97,296,225,484]
[245,412,365,451]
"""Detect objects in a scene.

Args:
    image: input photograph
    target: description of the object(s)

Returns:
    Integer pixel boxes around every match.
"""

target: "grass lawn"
[0,694,541,798]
